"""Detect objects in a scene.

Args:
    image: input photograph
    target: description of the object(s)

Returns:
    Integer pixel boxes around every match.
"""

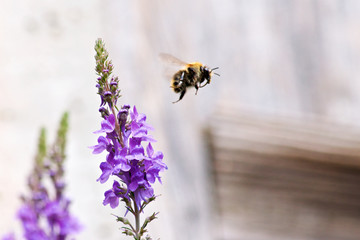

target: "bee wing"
[159,53,187,82]
[162,67,178,82]
[159,53,188,66]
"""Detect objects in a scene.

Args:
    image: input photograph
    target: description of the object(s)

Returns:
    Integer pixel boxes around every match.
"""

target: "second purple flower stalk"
[90,39,167,240]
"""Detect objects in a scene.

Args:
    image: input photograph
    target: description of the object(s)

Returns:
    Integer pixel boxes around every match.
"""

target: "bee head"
[203,66,220,76]
[198,66,220,88]
[203,66,220,80]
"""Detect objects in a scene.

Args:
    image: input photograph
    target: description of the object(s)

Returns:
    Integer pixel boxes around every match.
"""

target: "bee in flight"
[159,53,220,103]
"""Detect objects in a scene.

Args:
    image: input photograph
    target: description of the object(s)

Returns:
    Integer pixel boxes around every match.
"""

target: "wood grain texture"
[208,106,360,240]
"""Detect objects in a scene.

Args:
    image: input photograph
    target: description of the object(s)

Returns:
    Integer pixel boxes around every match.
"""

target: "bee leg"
[180,71,185,81]
[173,89,186,103]
[195,83,199,95]
[199,81,209,88]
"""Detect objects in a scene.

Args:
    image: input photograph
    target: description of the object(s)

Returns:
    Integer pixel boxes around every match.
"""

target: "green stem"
[110,105,124,148]
[104,82,124,148]
[134,201,140,239]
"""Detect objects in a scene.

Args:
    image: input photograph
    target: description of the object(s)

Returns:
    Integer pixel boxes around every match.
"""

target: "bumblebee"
[159,53,219,103]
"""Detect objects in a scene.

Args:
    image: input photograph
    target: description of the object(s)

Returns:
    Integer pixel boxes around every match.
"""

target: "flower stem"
[134,201,140,239]
[110,105,124,148]
[104,81,124,148]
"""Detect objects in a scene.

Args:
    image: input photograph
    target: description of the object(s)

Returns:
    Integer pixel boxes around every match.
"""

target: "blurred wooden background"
[1,0,360,239]
[208,105,360,239]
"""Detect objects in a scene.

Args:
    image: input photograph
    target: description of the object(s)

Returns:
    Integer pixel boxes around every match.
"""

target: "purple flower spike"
[93,39,167,239]
[5,113,82,240]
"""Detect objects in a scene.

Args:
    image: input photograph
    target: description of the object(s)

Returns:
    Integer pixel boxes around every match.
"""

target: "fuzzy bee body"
[160,53,219,103]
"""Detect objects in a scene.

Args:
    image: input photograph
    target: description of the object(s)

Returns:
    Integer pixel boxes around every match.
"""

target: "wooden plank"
[208,107,360,240]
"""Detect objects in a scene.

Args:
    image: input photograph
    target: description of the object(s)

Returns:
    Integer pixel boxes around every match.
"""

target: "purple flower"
[145,143,167,184]
[97,161,113,183]
[43,200,82,236]
[103,188,119,208]
[97,146,131,184]
[17,204,38,232]
[59,214,82,236]
[93,114,115,134]
[17,204,47,240]
[134,185,153,210]
[103,181,126,209]
[113,147,131,172]
[24,230,48,240]
[89,136,110,154]
[130,106,156,142]
[1,233,15,240]
[130,106,146,124]
[44,200,64,225]
[126,145,145,161]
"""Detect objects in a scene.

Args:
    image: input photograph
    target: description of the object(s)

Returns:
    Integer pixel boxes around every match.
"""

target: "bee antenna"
[211,67,220,76]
